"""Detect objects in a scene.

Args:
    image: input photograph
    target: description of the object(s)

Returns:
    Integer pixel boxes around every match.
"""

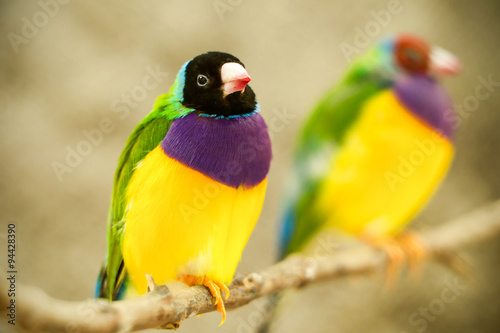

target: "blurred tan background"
[1,0,500,332]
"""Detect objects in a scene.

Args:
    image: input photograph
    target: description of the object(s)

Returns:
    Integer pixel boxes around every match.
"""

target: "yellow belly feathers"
[122,146,267,294]
[315,89,454,238]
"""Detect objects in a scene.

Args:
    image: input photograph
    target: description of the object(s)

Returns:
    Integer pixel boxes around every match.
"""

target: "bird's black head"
[181,52,257,117]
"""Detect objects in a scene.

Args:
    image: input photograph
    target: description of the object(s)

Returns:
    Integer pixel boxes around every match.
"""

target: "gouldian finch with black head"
[279,35,460,266]
[96,52,272,325]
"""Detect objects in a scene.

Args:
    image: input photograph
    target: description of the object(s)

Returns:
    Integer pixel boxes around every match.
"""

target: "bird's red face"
[394,34,461,76]
[394,35,431,73]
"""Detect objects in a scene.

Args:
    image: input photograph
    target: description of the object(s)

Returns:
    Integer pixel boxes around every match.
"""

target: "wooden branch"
[3,199,500,333]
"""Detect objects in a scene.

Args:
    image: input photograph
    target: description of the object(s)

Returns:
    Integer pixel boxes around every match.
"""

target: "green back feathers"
[104,65,195,300]
[105,101,173,299]
[297,80,380,152]
[154,61,195,121]
[296,47,388,157]
[283,47,390,257]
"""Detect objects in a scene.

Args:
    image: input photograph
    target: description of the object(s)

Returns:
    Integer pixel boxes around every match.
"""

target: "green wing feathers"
[296,57,384,158]
[101,96,174,300]
[282,60,386,257]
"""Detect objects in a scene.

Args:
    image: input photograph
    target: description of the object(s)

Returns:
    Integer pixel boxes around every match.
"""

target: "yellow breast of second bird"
[121,146,267,295]
[315,90,454,237]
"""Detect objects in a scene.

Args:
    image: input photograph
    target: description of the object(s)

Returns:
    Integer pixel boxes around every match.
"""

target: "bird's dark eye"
[403,47,424,63]
[397,46,428,72]
[197,75,209,86]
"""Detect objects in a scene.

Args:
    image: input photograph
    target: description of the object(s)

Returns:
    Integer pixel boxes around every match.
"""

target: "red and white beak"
[221,62,251,96]
[430,46,461,76]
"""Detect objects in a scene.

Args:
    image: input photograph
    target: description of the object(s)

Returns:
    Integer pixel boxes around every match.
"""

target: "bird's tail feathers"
[95,259,127,300]
[95,261,108,299]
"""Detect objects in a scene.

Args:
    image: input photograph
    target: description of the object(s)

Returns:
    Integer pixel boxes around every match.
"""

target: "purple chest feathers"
[393,75,454,140]
[161,112,272,188]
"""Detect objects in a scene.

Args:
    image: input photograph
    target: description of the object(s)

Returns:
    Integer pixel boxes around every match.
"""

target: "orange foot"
[361,234,404,287]
[181,275,230,326]
[379,238,406,287]
[362,232,428,286]
[397,231,427,275]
